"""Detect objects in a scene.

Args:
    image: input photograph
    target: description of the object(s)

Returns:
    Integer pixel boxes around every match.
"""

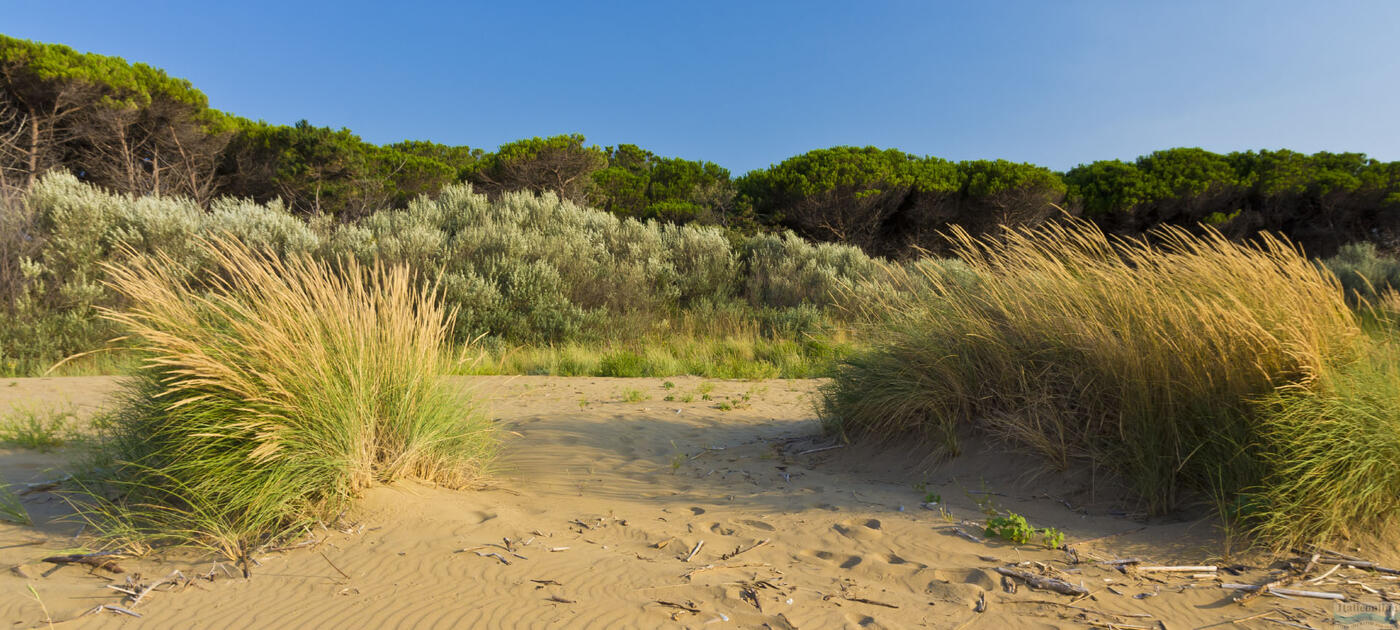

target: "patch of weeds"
[668,441,686,473]
[578,397,591,410]
[620,388,649,403]
[663,395,675,402]
[679,394,694,403]
[984,512,1064,549]
[662,381,676,390]
[0,407,74,451]
[597,351,648,377]
[714,385,764,411]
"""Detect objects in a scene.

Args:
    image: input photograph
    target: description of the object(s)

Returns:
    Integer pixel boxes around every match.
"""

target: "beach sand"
[0,376,1386,628]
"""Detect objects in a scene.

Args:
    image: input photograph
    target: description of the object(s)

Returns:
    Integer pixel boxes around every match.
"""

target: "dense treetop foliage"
[2,34,1398,256]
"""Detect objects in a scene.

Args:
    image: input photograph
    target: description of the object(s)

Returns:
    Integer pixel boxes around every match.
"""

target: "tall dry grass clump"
[821,219,1368,523]
[81,237,493,559]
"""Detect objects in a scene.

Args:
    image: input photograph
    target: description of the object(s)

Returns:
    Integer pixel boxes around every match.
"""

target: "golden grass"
[822,219,1366,520]
[78,236,494,560]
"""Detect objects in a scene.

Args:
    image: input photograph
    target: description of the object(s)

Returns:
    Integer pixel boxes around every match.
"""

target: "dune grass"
[460,332,852,380]
[820,219,1399,546]
[1249,330,1400,548]
[75,237,494,561]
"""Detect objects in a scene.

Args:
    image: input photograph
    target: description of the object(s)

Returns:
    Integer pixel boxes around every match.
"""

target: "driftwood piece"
[1231,574,1297,604]
[995,567,1088,597]
[1307,564,1341,584]
[954,528,984,544]
[1221,583,1345,601]
[1319,559,1400,575]
[1139,565,1216,573]
[41,552,125,573]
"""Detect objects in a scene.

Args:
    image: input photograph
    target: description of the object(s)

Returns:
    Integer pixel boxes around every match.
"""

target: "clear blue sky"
[6,1,1399,174]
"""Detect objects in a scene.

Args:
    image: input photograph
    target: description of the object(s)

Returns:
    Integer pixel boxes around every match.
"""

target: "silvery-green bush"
[1,174,896,370]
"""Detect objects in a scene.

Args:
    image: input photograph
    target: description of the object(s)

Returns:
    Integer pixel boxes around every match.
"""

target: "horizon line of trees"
[3,33,1397,257]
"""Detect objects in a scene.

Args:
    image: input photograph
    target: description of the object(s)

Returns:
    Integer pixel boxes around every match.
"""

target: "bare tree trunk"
[25,111,37,188]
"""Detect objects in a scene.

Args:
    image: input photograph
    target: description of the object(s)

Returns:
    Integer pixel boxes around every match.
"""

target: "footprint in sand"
[466,510,498,525]
[708,523,736,536]
[689,506,706,515]
[845,613,881,628]
[832,519,884,541]
[737,518,775,532]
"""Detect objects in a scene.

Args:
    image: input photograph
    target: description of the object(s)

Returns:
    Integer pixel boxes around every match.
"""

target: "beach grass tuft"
[820,219,1399,546]
[76,237,494,559]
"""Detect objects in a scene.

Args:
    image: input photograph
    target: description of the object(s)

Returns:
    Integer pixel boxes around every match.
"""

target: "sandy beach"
[0,376,1387,628]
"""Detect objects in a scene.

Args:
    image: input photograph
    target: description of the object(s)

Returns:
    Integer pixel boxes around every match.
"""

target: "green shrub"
[1323,242,1400,304]
[2,174,878,374]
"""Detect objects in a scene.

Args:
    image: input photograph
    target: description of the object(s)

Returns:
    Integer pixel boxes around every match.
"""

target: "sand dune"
[0,376,1387,628]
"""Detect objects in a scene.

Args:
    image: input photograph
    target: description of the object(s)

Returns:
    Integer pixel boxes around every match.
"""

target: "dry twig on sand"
[995,567,1088,597]
[721,539,769,561]
[41,552,125,574]
[683,540,704,562]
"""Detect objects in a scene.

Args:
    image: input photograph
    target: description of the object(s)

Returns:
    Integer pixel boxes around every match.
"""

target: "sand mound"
[0,376,1385,628]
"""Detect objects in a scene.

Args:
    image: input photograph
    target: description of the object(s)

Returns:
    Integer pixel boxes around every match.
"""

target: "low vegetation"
[0,406,74,451]
[0,174,890,377]
[821,219,1398,547]
[74,237,494,560]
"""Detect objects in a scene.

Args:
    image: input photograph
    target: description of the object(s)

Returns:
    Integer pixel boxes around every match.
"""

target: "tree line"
[3,34,1397,257]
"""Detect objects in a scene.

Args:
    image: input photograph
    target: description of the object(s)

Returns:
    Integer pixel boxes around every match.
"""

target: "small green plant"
[668,441,685,473]
[0,485,30,525]
[715,401,733,411]
[663,394,675,402]
[0,407,73,451]
[620,388,649,403]
[985,512,1063,548]
[679,394,694,403]
[922,492,941,504]
[578,397,591,409]
[662,381,676,390]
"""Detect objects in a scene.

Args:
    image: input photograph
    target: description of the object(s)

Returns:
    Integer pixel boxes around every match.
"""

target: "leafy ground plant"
[75,237,495,562]
[984,512,1064,549]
